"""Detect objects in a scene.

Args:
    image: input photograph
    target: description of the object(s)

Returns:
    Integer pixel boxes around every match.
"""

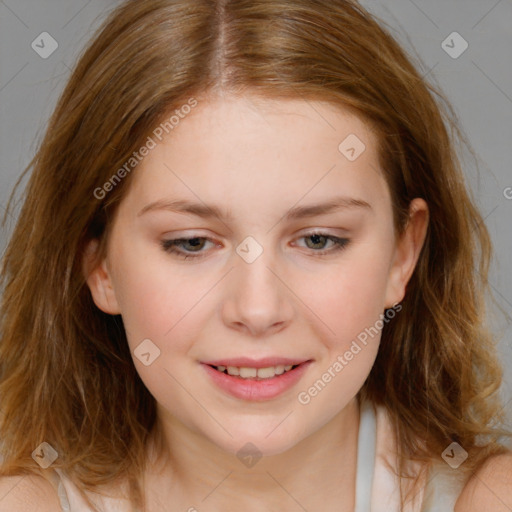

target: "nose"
[221,246,294,337]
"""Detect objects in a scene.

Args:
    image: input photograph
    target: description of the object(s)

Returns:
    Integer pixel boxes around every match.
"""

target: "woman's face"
[86,94,427,457]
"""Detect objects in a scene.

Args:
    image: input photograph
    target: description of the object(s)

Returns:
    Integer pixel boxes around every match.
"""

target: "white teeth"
[215,364,299,379]
[239,367,257,378]
[256,366,276,379]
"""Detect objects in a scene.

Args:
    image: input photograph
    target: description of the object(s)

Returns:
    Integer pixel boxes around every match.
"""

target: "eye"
[295,232,350,255]
[160,232,351,260]
[161,237,215,260]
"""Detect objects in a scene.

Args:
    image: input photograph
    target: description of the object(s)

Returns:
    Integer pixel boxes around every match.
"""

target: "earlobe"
[384,198,429,308]
[83,239,121,315]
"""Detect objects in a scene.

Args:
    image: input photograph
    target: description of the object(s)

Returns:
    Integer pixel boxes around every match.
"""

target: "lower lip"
[201,362,312,401]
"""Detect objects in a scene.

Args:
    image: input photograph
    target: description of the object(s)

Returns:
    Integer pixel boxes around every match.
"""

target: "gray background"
[1,0,511,427]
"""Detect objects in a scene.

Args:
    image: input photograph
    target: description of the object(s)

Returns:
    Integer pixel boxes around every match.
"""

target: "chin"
[212,422,305,459]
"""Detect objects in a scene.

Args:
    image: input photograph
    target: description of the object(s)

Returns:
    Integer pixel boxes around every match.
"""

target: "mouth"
[200,358,313,401]
[207,363,302,380]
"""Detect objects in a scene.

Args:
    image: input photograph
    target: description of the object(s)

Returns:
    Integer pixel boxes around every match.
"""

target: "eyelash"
[160,232,350,260]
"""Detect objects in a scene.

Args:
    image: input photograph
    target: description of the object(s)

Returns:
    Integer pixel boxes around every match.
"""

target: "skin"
[85,93,429,511]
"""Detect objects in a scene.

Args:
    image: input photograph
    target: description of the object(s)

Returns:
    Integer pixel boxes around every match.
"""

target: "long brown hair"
[1,0,510,510]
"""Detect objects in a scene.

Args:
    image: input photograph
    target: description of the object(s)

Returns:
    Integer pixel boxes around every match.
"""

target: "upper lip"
[202,357,312,369]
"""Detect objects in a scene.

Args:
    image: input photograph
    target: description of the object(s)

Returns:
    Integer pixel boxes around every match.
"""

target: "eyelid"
[160,230,351,260]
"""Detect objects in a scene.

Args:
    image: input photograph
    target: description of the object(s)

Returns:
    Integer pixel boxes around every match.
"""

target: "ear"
[82,238,121,315]
[384,198,429,308]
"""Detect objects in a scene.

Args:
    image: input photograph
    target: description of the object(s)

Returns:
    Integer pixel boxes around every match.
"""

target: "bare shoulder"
[455,452,512,512]
[0,473,62,512]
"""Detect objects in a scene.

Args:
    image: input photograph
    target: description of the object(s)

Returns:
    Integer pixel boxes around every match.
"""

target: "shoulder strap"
[46,468,71,511]
[421,462,466,511]
[354,398,377,512]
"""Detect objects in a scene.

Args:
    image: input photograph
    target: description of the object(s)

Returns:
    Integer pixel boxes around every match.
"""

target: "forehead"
[122,94,389,219]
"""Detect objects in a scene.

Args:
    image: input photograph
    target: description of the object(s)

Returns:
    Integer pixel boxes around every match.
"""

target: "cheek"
[109,240,190,350]
[113,228,393,356]
[293,248,391,423]
[109,248,210,413]
[300,242,393,351]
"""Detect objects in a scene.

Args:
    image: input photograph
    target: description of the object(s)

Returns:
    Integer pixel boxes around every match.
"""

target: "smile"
[201,359,312,401]
[210,364,300,380]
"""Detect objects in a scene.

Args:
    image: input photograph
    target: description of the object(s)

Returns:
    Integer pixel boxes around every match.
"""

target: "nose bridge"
[234,235,281,305]
[237,247,274,291]
[223,235,293,335]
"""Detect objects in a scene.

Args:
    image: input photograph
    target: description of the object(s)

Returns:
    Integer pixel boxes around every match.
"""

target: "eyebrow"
[137,195,372,221]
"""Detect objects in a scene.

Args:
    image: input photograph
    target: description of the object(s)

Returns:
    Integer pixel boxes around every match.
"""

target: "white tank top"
[47,400,466,511]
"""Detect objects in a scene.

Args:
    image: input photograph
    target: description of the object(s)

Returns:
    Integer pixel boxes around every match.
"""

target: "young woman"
[1,1,511,511]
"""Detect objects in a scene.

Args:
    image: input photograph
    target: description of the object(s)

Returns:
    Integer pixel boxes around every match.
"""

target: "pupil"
[187,238,202,250]
[308,234,325,249]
